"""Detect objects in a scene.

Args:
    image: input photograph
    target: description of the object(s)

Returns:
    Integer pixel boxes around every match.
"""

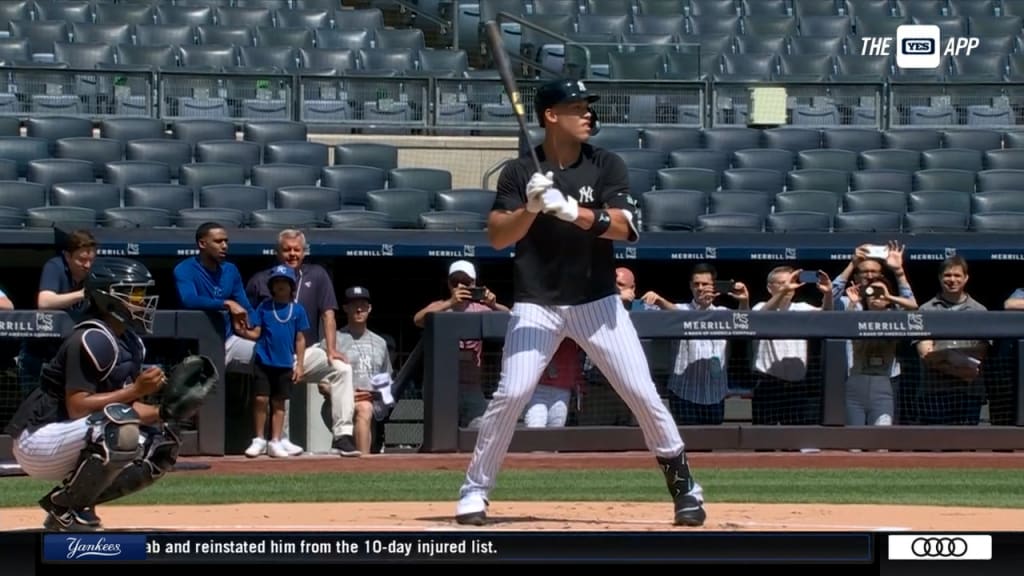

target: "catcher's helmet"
[85,257,158,334]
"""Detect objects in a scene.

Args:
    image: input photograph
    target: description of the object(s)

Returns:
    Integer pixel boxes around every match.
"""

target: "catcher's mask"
[534,78,601,136]
[86,257,158,334]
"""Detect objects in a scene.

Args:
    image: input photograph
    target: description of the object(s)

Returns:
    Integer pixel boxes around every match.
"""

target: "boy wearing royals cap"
[237,265,310,458]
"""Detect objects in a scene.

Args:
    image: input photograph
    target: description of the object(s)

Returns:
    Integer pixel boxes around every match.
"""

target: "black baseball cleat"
[672,495,706,527]
[42,507,103,532]
[657,451,707,527]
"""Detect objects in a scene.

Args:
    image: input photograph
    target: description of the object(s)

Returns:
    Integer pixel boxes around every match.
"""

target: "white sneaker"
[455,492,489,525]
[279,438,304,456]
[267,440,290,458]
[244,438,266,458]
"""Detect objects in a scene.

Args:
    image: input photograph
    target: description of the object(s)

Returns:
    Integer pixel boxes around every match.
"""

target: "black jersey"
[493,143,638,306]
[4,319,146,435]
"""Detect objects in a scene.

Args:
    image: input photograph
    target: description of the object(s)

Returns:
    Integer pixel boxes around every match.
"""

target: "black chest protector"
[39,319,146,403]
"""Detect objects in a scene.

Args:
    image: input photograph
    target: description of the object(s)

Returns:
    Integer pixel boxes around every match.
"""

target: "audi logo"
[911,537,969,557]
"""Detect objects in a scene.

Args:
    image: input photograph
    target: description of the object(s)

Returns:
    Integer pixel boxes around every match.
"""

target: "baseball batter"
[4,258,195,531]
[454,78,705,527]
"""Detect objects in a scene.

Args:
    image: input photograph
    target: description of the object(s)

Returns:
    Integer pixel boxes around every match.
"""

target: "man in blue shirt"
[173,222,255,367]
[19,230,97,396]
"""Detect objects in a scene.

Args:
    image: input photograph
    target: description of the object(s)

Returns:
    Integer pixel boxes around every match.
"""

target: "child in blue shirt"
[237,265,310,458]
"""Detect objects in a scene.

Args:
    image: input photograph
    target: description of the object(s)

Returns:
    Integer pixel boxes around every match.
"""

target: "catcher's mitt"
[159,354,218,423]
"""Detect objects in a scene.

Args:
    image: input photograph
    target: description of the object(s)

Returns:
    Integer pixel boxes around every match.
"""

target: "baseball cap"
[344,286,371,302]
[448,260,476,280]
[534,78,600,126]
[267,265,296,289]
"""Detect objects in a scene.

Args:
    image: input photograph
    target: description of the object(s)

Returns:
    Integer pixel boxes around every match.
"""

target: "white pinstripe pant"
[14,418,150,482]
[460,294,685,498]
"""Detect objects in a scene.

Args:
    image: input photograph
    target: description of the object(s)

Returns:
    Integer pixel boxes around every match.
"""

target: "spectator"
[18,230,97,395]
[750,266,833,425]
[413,260,509,429]
[330,286,392,455]
[235,266,310,458]
[173,222,255,368]
[643,263,749,425]
[844,278,901,426]
[246,229,355,457]
[0,286,13,310]
[523,340,582,428]
[832,241,917,422]
[914,256,989,425]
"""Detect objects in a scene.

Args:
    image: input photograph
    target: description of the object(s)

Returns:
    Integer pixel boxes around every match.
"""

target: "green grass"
[2,469,1023,509]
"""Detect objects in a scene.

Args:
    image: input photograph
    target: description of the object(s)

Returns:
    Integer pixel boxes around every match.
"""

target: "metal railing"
[0,64,1021,131]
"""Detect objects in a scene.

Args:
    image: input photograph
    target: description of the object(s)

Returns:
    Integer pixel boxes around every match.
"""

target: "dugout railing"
[0,310,227,461]
[421,309,1024,453]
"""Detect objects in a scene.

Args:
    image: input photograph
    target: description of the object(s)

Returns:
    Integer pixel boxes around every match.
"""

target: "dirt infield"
[4,451,1023,532]
[5,501,1024,532]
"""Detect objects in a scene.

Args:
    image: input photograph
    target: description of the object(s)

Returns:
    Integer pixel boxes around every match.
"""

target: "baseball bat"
[483,19,544,174]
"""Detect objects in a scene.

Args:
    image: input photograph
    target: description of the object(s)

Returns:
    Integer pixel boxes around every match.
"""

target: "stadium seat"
[851,169,913,192]
[26,206,96,229]
[100,118,167,144]
[434,189,495,218]
[157,5,214,26]
[722,168,785,195]
[977,169,1024,191]
[27,117,92,155]
[249,208,320,229]
[908,190,971,214]
[320,165,386,206]
[657,168,718,193]
[732,148,794,172]
[883,129,942,151]
[172,119,237,150]
[388,168,452,193]
[55,138,124,179]
[418,210,486,230]
[921,148,983,172]
[365,188,433,228]
[859,148,921,172]
[972,190,1024,213]
[640,189,707,231]
[774,190,839,216]
[105,161,172,192]
[762,128,823,152]
[843,189,908,214]
[766,211,832,232]
[265,141,329,170]
[27,159,95,193]
[787,168,850,196]
[180,162,247,192]
[903,210,969,233]
[0,159,15,180]
[797,149,858,172]
[326,209,395,229]
[103,207,174,228]
[95,3,153,25]
[710,190,773,217]
[199,184,269,216]
[833,210,902,232]
[334,143,397,172]
[0,206,26,228]
[51,182,121,211]
[275,8,330,30]
[252,163,320,192]
[0,181,45,211]
[823,128,882,152]
[177,207,245,228]
[983,149,1024,170]
[126,140,193,180]
[274,186,342,219]
[195,140,261,179]
[970,211,1024,231]
[641,127,702,152]
[668,149,729,173]
[696,212,764,232]
[913,168,975,192]
[125,183,195,213]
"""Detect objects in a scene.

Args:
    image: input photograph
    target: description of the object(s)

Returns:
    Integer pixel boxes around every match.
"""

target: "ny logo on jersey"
[578,186,594,203]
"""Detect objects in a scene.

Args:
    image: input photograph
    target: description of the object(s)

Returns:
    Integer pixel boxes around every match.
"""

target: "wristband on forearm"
[589,209,612,236]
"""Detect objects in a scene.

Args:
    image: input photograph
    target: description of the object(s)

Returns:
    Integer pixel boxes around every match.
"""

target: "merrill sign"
[856,314,930,337]
[681,313,755,337]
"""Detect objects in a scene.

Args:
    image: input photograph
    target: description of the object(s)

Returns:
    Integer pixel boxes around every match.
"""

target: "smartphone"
[865,244,889,259]
[713,280,734,294]
[798,270,818,284]
[468,287,487,302]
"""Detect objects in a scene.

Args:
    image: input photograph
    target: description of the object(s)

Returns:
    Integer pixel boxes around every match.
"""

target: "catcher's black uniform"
[5,257,187,532]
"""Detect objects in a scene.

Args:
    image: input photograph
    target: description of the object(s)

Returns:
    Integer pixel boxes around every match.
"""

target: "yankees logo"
[911,537,968,557]
[578,186,594,203]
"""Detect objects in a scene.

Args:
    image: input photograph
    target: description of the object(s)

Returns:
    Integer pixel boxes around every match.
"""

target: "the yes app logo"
[896,25,941,69]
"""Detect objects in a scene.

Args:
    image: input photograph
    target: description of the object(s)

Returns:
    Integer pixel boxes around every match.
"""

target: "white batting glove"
[526,171,554,213]
[542,188,578,222]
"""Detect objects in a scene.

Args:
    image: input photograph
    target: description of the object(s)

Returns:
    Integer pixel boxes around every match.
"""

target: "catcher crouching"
[4,257,217,531]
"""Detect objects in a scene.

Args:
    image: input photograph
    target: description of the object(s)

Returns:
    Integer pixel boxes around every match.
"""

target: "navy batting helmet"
[533,78,601,135]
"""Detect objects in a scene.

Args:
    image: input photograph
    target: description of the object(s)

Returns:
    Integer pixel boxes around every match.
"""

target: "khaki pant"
[301,345,355,438]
